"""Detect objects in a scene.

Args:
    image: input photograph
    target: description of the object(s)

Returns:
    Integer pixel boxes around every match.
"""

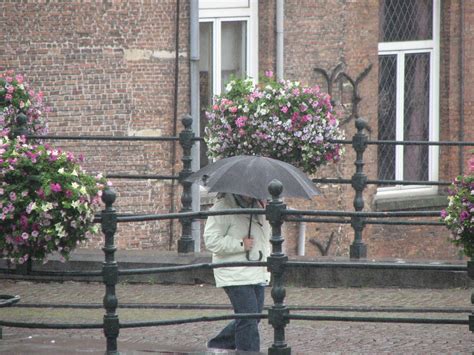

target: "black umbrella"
[186,155,320,261]
[185,155,320,200]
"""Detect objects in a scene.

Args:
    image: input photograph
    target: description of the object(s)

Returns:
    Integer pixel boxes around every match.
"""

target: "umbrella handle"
[245,201,262,261]
[246,250,263,261]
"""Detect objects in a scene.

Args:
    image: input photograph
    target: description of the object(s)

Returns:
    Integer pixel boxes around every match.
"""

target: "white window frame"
[376,0,440,199]
[199,0,259,95]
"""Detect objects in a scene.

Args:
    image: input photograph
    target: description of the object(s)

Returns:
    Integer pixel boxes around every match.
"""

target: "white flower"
[58,167,65,174]
[42,202,53,212]
[26,202,37,214]
[55,223,66,237]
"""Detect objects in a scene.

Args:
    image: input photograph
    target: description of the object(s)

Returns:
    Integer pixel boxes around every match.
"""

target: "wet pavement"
[0,280,473,354]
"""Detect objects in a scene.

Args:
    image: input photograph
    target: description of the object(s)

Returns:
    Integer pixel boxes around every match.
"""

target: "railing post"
[350,118,368,259]
[15,258,32,275]
[101,188,119,355]
[266,179,291,355]
[7,111,28,140]
[468,258,474,333]
[178,114,195,253]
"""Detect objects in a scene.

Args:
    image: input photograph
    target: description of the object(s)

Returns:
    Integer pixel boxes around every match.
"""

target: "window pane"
[199,22,213,168]
[378,55,397,182]
[403,53,430,181]
[379,0,433,42]
[221,21,247,92]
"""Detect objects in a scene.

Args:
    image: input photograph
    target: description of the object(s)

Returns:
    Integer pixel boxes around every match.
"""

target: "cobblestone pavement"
[0,280,473,354]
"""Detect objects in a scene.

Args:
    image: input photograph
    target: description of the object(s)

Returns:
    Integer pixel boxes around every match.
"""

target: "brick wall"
[0,0,190,251]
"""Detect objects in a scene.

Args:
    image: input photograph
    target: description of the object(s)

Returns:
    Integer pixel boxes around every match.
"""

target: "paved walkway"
[0,280,473,354]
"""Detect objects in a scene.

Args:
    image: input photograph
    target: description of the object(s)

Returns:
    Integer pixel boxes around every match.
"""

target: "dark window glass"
[377,55,397,182]
[403,53,430,181]
[379,0,433,42]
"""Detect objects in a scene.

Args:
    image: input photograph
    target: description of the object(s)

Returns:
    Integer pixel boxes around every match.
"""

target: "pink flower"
[281,106,288,113]
[15,74,24,84]
[50,183,62,193]
[20,215,29,228]
[301,114,312,123]
[460,210,470,222]
[9,192,16,201]
[291,112,299,123]
[325,152,334,161]
[5,94,12,101]
[36,188,45,199]
[5,76,13,83]
[235,116,248,128]
[265,70,273,78]
[49,150,59,161]
[229,106,238,114]
[6,85,14,93]
[26,151,39,162]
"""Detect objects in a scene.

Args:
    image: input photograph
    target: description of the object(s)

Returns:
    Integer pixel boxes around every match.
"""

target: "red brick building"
[1,0,472,260]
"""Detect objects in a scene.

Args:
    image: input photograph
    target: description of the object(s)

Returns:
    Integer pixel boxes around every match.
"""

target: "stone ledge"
[373,194,448,211]
[0,249,470,289]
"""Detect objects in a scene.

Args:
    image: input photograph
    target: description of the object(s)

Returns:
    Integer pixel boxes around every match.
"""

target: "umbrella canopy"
[185,155,320,200]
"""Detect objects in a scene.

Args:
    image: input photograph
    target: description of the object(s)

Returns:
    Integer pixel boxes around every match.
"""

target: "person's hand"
[242,237,254,251]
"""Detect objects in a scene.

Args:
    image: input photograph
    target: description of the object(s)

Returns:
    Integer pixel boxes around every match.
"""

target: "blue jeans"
[207,284,265,352]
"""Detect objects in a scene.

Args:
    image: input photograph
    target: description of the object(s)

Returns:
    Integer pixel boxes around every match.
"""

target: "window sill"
[373,194,448,212]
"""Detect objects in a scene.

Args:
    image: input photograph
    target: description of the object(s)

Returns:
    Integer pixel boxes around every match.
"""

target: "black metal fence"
[1,114,473,354]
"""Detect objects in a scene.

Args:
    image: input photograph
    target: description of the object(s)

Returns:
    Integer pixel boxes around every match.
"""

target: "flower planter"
[204,74,345,175]
[0,135,107,264]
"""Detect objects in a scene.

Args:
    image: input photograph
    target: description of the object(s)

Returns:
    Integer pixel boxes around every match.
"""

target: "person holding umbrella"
[186,155,320,352]
[204,192,271,353]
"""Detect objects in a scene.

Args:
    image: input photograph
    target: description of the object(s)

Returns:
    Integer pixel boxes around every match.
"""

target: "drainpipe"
[276,0,284,80]
[190,0,201,251]
[168,0,181,251]
[298,221,306,256]
[458,0,465,174]
[277,0,308,256]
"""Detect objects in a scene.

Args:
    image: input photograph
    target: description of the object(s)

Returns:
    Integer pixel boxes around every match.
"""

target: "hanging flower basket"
[0,134,107,264]
[204,72,345,175]
[441,157,474,257]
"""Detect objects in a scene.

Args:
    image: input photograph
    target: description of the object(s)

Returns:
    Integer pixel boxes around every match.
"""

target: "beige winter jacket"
[203,194,272,288]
